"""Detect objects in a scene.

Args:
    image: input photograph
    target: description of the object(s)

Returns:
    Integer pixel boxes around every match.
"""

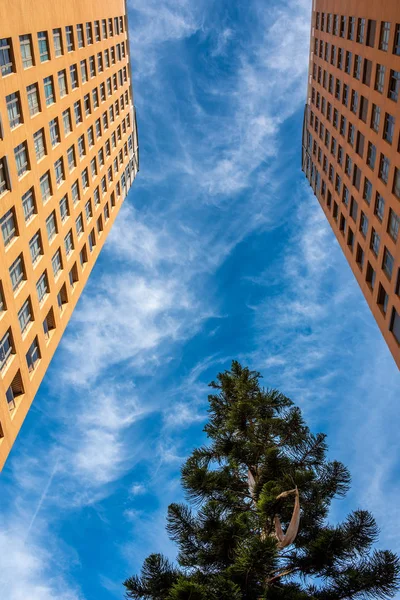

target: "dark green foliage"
[124,361,400,599]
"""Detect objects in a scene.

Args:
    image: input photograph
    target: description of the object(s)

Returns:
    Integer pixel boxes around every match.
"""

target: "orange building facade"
[0,0,139,468]
[302,0,400,369]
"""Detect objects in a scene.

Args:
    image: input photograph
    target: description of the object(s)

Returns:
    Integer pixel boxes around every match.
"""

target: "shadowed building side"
[302,0,400,369]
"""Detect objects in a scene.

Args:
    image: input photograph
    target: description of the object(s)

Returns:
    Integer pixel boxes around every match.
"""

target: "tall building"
[0,0,139,468]
[302,0,400,369]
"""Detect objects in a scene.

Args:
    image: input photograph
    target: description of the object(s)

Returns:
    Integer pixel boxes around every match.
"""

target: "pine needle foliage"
[124,361,400,600]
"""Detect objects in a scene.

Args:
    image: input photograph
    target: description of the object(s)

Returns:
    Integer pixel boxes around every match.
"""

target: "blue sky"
[1,0,400,598]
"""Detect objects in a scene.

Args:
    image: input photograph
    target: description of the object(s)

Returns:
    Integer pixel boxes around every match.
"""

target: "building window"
[366,262,376,289]
[67,145,76,171]
[360,212,368,237]
[366,142,376,170]
[43,76,55,106]
[19,34,33,69]
[375,64,385,93]
[80,244,88,266]
[350,90,358,114]
[0,330,13,370]
[394,24,400,56]
[92,87,99,109]
[104,202,109,221]
[51,248,62,277]
[77,134,85,158]
[64,230,74,256]
[85,199,92,221]
[94,20,101,42]
[383,113,395,143]
[86,22,93,45]
[49,118,60,147]
[350,197,358,222]
[102,19,107,39]
[90,157,97,178]
[94,186,100,205]
[76,23,84,48]
[393,168,400,199]
[57,69,67,97]
[348,16,355,40]
[9,254,25,291]
[33,128,46,161]
[40,171,52,202]
[84,93,91,116]
[29,231,42,264]
[80,59,88,83]
[53,28,63,57]
[37,31,49,62]
[14,142,29,177]
[344,51,352,74]
[81,168,89,189]
[87,126,94,148]
[70,64,78,89]
[74,101,82,125]
[65,26,74,52]
[97,52,103,73]
[382,247,394,280]
[69,263,78,288]
[76,213,84,236]
[356,17,365,44]
[43,307,56,339]
[370,229,380,256]
[22,188,36,222]
[61,109,72,137]
[388,70,400,101]
[88,228,96,252]
[390,309,400,345]
[353,54,361,80]
[374,192,385,221]
[388,208,399,242]
[46,211,57,241]
[379,154,390,184]
[345,154,352,177]
[370,104,381,133]
[377,284,389,315]
[54,157,64,186]
[71,180,80,204]
[18,298,33,334]
[36,271,48,303]
[89,55,95,77]
[0,283,6,313]
[379,21,391,51]
[100,82,106,102]
[95,118,101,138]
[27,83,40,116]
[356,244,364,269]
[26,337,40,372]
[59,195,69,221]
[6,92,22,129]
[362,59,372,86]
[366,20,376,47]
[0,38,14,76]
[1,209,17,246]
[355,131,364,157]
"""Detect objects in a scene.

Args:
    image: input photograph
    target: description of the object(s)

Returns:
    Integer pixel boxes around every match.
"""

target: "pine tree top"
[124,361,400,600]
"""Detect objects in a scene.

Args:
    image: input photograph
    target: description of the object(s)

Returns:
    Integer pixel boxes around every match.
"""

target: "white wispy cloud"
[0,525,83,600]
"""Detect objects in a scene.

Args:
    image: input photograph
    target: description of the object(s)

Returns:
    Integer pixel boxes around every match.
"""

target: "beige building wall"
[302,0,400,369]
[0,0,139,468]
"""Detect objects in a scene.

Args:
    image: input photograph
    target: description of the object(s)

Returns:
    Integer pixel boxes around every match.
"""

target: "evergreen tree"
[124,361,399,600]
